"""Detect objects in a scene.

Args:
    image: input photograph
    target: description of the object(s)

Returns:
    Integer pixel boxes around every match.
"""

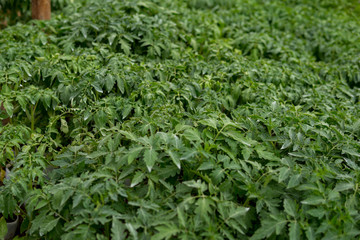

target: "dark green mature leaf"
[222,130,255,147]
[120,40,131,56]
[242,147,253,160]
[39,217,59,236]
[152,224,180,240]
[105,75,115,92]
[251,218,277,240]
[289,222,301,240]
[284,199,297,218]
[195,197,214,221]
[256,146,280,161]
[128,147,144,164]
[130,171,145,188]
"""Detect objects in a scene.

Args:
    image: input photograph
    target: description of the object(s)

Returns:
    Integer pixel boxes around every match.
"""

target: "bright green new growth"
[1,0,360,239]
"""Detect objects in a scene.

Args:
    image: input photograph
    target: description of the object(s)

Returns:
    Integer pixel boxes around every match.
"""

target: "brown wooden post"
[32,0,51,20]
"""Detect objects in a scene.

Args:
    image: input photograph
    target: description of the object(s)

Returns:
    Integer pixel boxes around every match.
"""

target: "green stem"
[213,124,228,142]
[30,101,39,132]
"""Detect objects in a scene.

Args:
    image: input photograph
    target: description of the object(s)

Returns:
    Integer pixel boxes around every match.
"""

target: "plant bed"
[1,0,360,239]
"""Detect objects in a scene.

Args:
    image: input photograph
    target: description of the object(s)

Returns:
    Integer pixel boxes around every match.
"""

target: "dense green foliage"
[1,0,360,239]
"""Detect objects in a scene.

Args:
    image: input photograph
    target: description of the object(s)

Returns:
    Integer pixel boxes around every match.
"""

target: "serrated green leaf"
[342,148,360,157]
[128,147,144,164]
[281,140,292,150]
[22,64,32,77]
[242,147,253,160]
[228,207,250,219]
[125,223,137,240]
[222,130,255,147]
[301,196,325,205]
[16,95,28,111]
[116,76,125,94]
[94,110,107,128]
[130,172,145,188]
[152,224,180,240]
[120,39,131,55]
[168,150,181,169]
[334,182,354,192]
[3,101,13,118]
[105,74,115,92]
[284,199,297,218]
[195,197,214,221]
[40,218,59,236]
[278,167,290,183]
[306,208,326,218]
[177,207,186,228]
[118,130,137,141]
[289,222,300,240]
[144,148,157,172]
[199,119,217,129]
[183,128,202,142]
[250,219,277,240]
[198,161,215,170]
[305,227,316,240]
[287,174,301,188]
[256,148,280,161]
[111,217,126,240]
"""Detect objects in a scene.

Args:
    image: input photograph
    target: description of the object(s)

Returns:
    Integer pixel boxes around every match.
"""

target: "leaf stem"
[31,101,39,132]
[214,124,229,142]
